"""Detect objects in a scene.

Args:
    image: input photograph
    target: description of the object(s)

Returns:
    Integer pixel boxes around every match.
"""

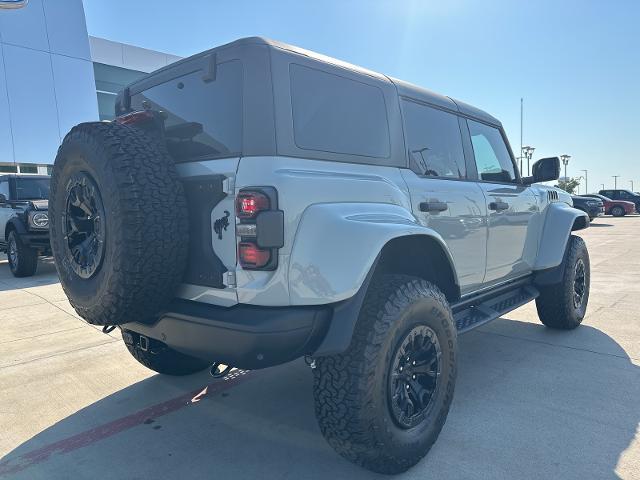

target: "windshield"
[15,177,50,200]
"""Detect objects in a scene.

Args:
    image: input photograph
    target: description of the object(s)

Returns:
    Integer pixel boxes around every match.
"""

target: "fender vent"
[547,190,559,202]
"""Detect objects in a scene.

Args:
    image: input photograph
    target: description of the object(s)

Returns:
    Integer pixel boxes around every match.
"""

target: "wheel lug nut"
[412,374,416,380]
[412,361,416,366]
[399,366,403,372]
[406,384,410,390]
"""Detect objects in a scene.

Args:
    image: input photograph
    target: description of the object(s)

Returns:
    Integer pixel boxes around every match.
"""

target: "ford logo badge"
[0,0,29,9]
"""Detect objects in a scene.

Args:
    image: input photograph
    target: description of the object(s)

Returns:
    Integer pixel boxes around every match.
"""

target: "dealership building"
[0,0,181,174]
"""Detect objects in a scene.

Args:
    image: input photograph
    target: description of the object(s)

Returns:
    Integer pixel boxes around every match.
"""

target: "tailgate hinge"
[225,271,237,288]
[223,176,235,195]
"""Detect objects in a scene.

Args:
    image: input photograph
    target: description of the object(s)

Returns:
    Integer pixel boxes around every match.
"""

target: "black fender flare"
[5,217,28,239]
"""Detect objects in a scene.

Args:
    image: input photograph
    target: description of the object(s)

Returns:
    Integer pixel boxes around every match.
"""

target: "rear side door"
[463,119,537,284]
[399,99,487,295]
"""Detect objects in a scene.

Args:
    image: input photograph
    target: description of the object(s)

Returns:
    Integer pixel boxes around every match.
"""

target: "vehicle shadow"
[0,257,59,290]
[0,319,638,479]
[589,223,613,227]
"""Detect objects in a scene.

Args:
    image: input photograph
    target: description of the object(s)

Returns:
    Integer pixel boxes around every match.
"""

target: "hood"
[30,200,49,210]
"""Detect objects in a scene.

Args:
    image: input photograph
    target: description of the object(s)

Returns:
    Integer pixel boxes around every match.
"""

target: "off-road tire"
[122,330,209,376]
[7,230,38,277]
[50,122,188,326]
[313,275,457,474]
[536,235,590,329]
[611,205,625,217]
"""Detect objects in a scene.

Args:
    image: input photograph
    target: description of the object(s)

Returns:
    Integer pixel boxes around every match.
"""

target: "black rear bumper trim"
[122,299,331,370]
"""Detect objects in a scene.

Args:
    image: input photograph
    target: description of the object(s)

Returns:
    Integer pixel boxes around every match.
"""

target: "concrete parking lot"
[0,217,639,479]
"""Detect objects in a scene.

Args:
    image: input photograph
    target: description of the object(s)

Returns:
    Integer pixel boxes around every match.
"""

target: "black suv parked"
[571,195,604,221]
[599,189,640,213]
[0,175,50,277]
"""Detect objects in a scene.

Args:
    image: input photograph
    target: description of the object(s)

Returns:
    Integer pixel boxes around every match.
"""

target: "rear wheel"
[7,231,38,277]
[611,205,625,217]
[536,235,590,329]
[313,275,457,474]
[121,330,210,376]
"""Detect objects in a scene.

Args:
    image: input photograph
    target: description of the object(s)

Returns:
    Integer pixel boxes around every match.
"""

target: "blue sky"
[83,0,640,193]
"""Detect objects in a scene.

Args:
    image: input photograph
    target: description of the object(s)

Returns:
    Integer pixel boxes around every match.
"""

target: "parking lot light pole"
[580,169,588,194]
[560,155,571,181]
[630,180,634,192]
[613,175,620,190]
[523,146,535,176]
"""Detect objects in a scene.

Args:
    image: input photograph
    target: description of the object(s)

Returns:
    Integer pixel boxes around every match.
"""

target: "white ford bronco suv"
[50,38,590,474]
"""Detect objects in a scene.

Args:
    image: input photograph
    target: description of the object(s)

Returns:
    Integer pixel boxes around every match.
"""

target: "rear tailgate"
[179,162,238,289]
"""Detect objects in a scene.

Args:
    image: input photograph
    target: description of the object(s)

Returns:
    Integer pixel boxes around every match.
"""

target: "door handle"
[489,201,509,211]
[419,201,448,213]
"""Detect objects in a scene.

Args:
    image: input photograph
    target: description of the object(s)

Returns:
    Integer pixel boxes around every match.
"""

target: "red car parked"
[583,194,636,216]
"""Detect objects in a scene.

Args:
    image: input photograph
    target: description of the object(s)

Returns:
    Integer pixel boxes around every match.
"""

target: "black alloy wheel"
[573,258,586,310]
[62,172,106,279]
[389,325,442,429]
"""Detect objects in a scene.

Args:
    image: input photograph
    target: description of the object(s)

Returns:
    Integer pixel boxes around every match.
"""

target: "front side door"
[400,99,487,295]
[0,178,13,244]
[464,119,537,285]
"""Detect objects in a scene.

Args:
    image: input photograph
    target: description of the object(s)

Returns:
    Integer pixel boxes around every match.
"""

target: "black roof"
[131,36,502,127]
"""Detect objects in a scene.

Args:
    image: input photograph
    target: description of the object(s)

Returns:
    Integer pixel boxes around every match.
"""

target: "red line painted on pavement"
[0,370,253,477]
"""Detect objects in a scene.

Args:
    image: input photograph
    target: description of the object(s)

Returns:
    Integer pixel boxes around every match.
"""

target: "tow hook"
[304,355,316,369]
[209,362,233,379]
[138,334,149,352]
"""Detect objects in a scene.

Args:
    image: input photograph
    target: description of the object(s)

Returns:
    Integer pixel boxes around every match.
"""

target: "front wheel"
[536,235,590,329]
[611,205,625,217]
[313,275,457,474]
[7,231,38,277]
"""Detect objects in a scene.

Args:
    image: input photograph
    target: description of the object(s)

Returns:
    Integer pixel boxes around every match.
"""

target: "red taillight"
[114,110,155,126]
[236,191,270,219]
[239,242,271,269]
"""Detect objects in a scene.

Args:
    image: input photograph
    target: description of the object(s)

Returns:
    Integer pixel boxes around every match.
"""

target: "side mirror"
[524,157,560,184]
[0,193,6,203]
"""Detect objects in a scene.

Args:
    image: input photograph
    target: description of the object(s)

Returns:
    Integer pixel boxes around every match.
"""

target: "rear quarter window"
[289,64,390,159]
[130,60,243,162]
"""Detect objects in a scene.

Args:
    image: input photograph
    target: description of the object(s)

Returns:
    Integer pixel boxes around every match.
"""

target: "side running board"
[453,285,539,334]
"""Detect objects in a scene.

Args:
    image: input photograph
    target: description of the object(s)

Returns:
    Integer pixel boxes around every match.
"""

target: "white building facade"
[0,0,180,173]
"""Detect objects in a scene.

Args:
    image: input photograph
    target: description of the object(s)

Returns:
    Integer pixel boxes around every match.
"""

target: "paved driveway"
[0,217,639,479]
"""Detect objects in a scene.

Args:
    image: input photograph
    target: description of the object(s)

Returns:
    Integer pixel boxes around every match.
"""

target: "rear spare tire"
[50,122,188,326]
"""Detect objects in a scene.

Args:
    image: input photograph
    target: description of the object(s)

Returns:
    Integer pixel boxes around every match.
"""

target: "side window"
[401,100,466,179]
[468,120,517,183]
[0,180,9,200]
[290,64,390,158]
[619,191,633,199]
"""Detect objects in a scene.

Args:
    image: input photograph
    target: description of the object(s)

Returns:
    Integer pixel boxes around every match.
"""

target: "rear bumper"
[121,300,331,370]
